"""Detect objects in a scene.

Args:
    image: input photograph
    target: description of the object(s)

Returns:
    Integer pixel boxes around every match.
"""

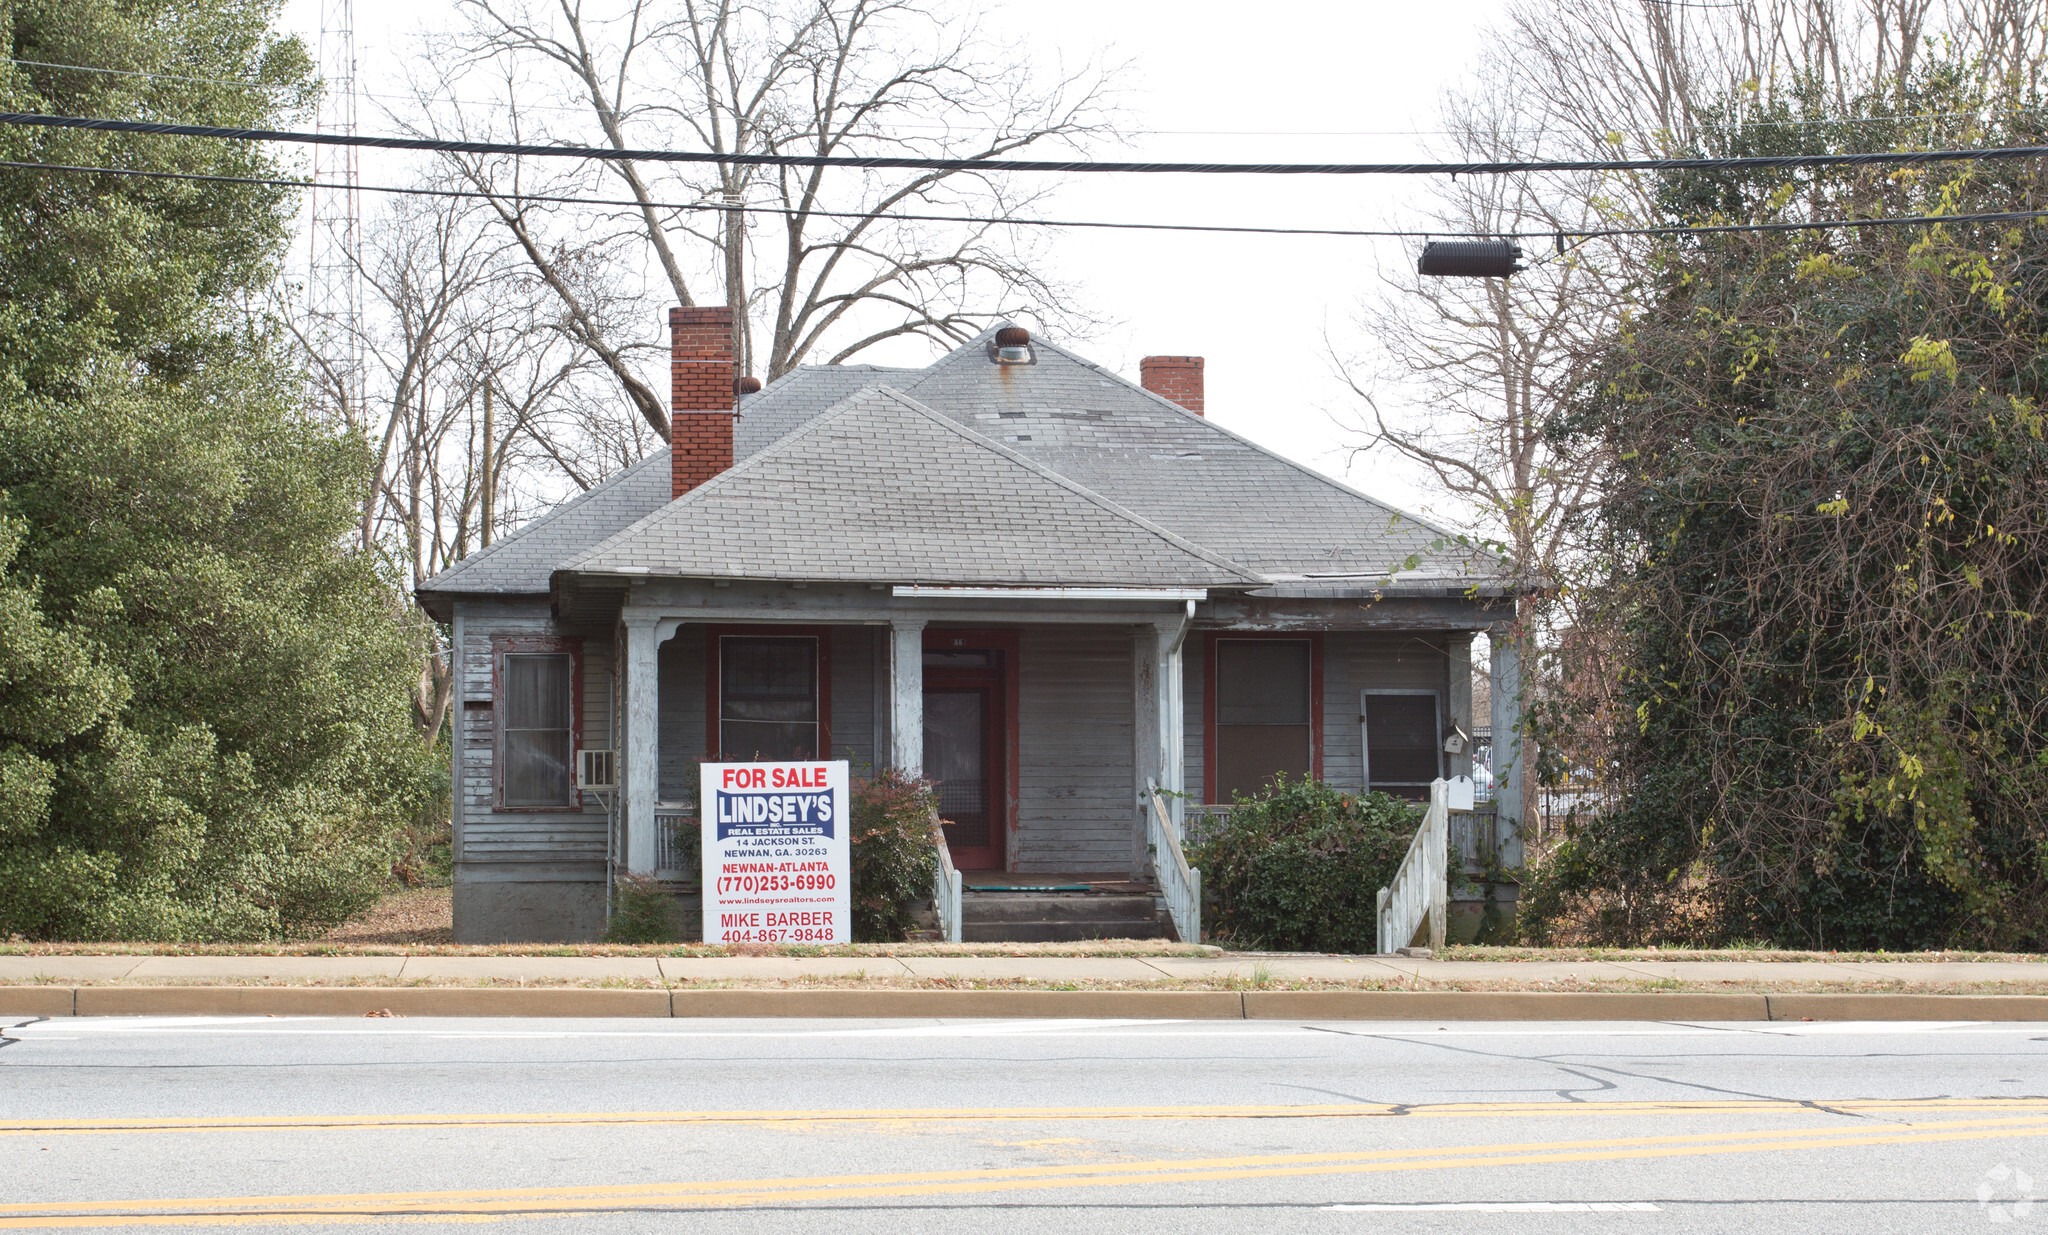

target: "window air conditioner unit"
[576,749,617,791]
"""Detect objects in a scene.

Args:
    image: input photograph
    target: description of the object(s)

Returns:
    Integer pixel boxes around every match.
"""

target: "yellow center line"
[4,1114,2047,1226]
[6,1097,2046,1137]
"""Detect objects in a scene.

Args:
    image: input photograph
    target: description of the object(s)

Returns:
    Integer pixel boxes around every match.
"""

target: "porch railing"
[1377,778,1449,954]
[1145,778,1202,945]
[930,806,963,944]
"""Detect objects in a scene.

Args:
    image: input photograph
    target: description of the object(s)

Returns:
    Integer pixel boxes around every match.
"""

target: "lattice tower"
[307,0,364,426]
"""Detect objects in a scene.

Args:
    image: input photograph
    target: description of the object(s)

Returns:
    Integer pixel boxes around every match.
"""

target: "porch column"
[1133,613,1190,878]
[889,618,926,774]
[1132,624,1161,879]
[1489,627,1524,869]
[1447,632,1475,782]
[622,610,661,874]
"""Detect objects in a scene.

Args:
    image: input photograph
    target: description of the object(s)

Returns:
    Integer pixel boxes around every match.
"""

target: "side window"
[1214,639,1312,800]
[719,636,820,760]
[1362,691,1441,799]
[502,652,575,807]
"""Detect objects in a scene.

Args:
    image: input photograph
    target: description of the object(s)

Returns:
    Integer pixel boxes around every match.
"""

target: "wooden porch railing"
[930,807,963,944]
[1145,778,1202,945]
[1377,778,1449,954]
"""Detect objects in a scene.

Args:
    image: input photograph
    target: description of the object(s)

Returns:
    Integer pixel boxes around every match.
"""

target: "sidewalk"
[3,952,2045,991]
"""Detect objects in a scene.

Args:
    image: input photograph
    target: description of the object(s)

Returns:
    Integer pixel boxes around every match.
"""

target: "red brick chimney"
[670,306,736,498]
[1140,355,1204,416]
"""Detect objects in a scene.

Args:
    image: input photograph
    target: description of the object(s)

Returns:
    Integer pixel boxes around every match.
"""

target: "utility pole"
[480,380,495,548]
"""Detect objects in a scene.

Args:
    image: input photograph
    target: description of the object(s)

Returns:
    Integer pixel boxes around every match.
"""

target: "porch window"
[719,636,820,760]
[1214,639,1312,800]
[502,653,575,807]
[1363,691,1442,799]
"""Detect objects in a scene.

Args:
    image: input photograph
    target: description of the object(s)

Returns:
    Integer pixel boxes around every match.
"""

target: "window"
[1213,639,1312,800]
[719,636,820,760]
[502,653,575,807]
[1362,691,1442,799]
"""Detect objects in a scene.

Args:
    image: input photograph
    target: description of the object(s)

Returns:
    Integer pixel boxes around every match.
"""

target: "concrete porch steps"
[959,892,1171,943]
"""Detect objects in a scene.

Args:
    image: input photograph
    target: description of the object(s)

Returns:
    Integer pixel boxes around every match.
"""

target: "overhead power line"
[6,110,2048,176]
[6,57,2020,139]
[7,156,2048,245]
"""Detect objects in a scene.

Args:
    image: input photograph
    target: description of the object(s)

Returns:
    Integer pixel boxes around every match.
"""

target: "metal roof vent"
[735,375,763,395]
[993,325,1032,364]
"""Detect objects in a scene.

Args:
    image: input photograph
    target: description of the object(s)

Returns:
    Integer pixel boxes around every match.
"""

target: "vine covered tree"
[1527,64,2048,949]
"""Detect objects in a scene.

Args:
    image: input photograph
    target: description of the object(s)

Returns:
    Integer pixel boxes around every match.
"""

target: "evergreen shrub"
[1188,775,1419,952]
[604,872,679,944]
[850,767,939,942]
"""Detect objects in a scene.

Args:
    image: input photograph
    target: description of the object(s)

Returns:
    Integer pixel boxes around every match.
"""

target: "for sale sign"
[700,761,850,945]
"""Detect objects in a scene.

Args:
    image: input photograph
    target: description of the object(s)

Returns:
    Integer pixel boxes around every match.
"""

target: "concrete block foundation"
[454,878,608,944]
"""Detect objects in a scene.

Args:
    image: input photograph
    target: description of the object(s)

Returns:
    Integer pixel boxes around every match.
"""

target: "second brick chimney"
[1140,355,1204,416]
[670,306,736,498]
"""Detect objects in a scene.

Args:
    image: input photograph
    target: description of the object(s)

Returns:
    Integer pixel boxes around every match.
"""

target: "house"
[416,308,1525,943]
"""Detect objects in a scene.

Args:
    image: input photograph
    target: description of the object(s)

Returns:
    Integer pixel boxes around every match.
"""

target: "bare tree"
[405,0,1116,443]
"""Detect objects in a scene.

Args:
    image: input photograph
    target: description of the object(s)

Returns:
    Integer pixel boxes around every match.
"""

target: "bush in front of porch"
[1190,777,1419,953]
[850,768,940,942]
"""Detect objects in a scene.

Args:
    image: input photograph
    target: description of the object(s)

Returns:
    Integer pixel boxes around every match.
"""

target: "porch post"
[889,618,926,774]
[1447,632,1474,782]
[1132,624,1161,880]
[1133,612,1190,879]
[1489,627,1524,869]
[622,610,661,874]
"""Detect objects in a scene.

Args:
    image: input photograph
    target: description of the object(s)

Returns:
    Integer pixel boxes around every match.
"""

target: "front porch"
[613,582,1202,895]
[600,579,1522,943]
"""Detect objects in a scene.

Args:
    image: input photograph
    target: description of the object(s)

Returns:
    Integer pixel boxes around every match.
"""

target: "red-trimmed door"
[922,630,1016,871]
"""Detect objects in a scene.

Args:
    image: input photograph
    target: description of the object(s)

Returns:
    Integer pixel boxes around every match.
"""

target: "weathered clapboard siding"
[829,627,878,767]
[1180,631,1450,797]
[452,598,610,866]
[1325,632,1449,790]
[658,625,707,801]
[1015,626,1135,873]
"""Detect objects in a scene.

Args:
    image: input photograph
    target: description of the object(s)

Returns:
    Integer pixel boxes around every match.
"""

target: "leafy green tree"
[1531,63,2048,949]
[0,0,438,939]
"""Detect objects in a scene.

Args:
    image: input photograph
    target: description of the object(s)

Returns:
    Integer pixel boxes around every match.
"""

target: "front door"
[923,635,1011,870]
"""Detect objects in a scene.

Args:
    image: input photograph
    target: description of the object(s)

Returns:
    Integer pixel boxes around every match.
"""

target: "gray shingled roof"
[416,451,672,608]
[419,323,1506,604]
[898,327,1492,580]
[735,363,918,460]
[565,387,1262,587]
[418,361,897,605]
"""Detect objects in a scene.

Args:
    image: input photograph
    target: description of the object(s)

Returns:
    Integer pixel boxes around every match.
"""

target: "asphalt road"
[3,1016,2047,1232]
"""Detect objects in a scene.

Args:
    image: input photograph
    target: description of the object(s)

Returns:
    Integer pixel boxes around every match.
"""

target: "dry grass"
[6,974,2046,995]
[1443,944,2048,964]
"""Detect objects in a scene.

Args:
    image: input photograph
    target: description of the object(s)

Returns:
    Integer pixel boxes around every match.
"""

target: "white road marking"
[5,1018,2043,1040]
[1326,1201,1662,1212]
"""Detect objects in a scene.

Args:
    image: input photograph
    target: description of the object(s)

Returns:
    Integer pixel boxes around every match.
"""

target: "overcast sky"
[280,0,1515,528]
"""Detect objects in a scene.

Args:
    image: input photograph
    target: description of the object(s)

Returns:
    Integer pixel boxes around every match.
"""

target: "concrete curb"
[6,985,2048,1020]
[669,989,1246,1019]
[1242,991,1774,1020]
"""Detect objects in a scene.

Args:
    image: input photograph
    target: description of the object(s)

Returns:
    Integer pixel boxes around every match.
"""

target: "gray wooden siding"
[453,599,610,867]
[1181,631,1450,798]
[1015,626,1135,873]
